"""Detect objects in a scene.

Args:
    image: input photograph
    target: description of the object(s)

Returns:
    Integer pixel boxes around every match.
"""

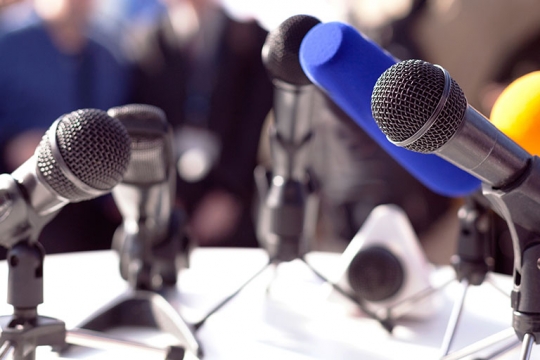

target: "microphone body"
[270,80,314,180]
[109,105,175,246]
[258,15,320,261]
[0,109,131,248]
[371,60,540,337]
[108,104,187,289]
[299,22,480,197]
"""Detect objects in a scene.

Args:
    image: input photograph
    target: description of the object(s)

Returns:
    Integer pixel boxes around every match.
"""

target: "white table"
[0,248,533,359]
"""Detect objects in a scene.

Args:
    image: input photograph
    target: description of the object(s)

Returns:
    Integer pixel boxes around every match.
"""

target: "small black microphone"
[0,109,131,247]
[108,104,188,289]
[258,14,320,261]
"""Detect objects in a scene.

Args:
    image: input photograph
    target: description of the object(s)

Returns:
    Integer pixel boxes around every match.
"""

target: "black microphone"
[108,104,187,289]
[0,109,131,248]
[259,14,321,261]
[371,59,540,341]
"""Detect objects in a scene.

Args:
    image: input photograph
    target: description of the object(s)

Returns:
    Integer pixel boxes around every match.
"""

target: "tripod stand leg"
[0,341,14,360]
[300,257,394,333]
[520,333,535,360]
[485,275,511,297]
[386,276,455,320]
[192,259,273,331]
[442,327,518,360]
[439,279,469,358]
[66,329,192,359]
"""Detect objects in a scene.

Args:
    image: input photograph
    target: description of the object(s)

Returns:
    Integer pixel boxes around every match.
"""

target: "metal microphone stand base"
[59,290,199,359]
[57,211,200,359]
[0,241,67,360]
[191,252,395,334]
[0,241,194,360]
[0,314,65,360]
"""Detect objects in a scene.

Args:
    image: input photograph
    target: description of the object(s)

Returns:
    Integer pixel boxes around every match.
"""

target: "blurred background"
[1,0,539,276]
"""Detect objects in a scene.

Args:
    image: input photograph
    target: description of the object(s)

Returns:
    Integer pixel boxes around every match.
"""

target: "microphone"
[371,59,530,192]
[490,71,540,156]
[259,14,321,261]
[299,21,480,197]
[0,109,131,248]
[108,104,187,288]
[371,59,540,341]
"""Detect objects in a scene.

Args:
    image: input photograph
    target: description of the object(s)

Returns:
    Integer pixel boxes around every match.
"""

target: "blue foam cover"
[299,22,480,197]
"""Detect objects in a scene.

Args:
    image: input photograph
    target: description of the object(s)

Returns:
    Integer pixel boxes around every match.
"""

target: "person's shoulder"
[0,18,44,47]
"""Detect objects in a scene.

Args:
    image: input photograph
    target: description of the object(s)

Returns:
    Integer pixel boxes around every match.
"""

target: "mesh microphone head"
[108,104,172,185]
[262,15,320,86]
[36,109,131,201]
[371,59,468,153]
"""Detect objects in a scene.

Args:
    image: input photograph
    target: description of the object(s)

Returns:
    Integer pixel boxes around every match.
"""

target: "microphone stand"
[60,207,200,359]
[191,128,395,333]
[0,240,65,360]
[480,157,540,360]
[376,193,512,358]
[437,195,511,358]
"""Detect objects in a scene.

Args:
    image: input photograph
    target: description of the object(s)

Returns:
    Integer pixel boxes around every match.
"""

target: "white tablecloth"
[0,248,533,359]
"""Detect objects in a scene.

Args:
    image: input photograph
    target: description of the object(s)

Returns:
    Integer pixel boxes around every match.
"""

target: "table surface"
[0,248,534,359]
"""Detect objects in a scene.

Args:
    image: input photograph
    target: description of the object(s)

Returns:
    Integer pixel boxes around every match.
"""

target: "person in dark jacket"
[129,0,273,248]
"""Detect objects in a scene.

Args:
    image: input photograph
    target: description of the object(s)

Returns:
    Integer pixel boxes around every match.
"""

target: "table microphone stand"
[437,196,511,358]
[191,167,394,333]
[0,240,65,360]
[0,238,192,360]
[381,194,511,359]
[62,208,200,359]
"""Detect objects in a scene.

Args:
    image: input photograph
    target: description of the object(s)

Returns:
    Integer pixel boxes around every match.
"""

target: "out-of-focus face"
[34,0,95,26]
[160,0,215,13]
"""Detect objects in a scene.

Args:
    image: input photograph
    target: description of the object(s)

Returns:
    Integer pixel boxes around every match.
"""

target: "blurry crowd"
[1,0,539,275]
[0,0,273,255]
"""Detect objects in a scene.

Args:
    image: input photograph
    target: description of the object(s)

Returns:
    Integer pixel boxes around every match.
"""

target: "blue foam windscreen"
[299,22,480,197]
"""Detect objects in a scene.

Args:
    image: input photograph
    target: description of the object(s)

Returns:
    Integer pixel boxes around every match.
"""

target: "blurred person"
[0,0,32,34]
[368,0,540,114]
[129,0,273,247]
[0,0,130,255]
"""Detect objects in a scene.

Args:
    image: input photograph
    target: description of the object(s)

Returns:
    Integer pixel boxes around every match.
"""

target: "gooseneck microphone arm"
[371,59,540,358]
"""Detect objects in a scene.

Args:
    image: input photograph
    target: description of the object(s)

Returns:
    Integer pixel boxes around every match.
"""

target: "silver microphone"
[0,109,131,248]
[108,104,184,289]
[108,104,175,245]
[371,59,530,189]
[258,15,320,261]
[371,60,540,330]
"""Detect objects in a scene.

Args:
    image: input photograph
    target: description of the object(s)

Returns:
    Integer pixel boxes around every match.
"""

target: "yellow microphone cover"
[490,71,540,155]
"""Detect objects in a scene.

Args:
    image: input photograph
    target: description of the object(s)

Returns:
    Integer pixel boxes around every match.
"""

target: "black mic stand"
[437,195,512,358]
[62,207,200,359]
[478,157,540,360]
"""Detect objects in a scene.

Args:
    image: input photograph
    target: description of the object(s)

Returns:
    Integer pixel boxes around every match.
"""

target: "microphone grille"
[37,109,131,201]
[108,104,171,185]
[262,15,320,85]
[371,59,467,153]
